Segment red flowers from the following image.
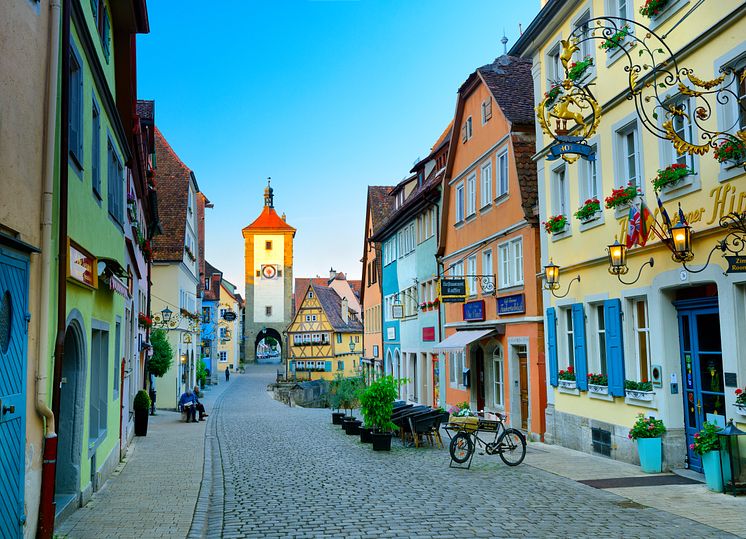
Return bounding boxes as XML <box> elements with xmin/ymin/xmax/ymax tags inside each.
<box><xmin>639</xmin><ymin>0</ymin><xmax>668</xmax><ymax>18</ymax></box>
<box><xmin>652</xmin><ymin>164</ymin><xmax>694</xmax><ymax>192</ymax></box>
<box><xmin>714</xmin><ymin>139</ymin><xmax>746</xmax><ymax>164</ymax></box>
<box><xmin>138</xmin><ymin>312</ymin><xmax>152</xmax><ymax>329</ymax></box>
<box><xmin>574</xmin><ymin>198</ymin><xmax>601</xmax><ymax>221</ymax></box>
<box><xmin>543</xmin><ymin>214</ymin><xmax>568</xmax><ymax>234</ymax></box>
<box><xmin>605</xmin><ymin>182</ymin><xmax>639</xmax><ymax>209</ymax></box>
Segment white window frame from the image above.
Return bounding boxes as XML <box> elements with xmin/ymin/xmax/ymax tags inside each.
<box><xmin>580</xmin><ymin>144</ymin><xmax>600</xmax><ymax>203</ymax></box>
<box><xmin>628</xmin><ymin>297</ymin><xmax>651</xmax><ymax>383</ymax></box>
<box><xmin>590</xmin><ymin>303</ymin><xmax>607</xmax><ymax>377</ymax></box>
<box><xmin>449</xmin><ymin>350</ymin><xmax>465</xmax><ymax>388</ymax></box>
<box><xmin>572</xmin><ymin>9</ymin><xmax>596</xmax><ymax>79</ymax></box>
<box><xmin>615</xmin><ymin>120</ymin><xmax>643</xmax><ymax>191</ymax></box>
<box><xmin>493</xmin><ymin>344</ymin><xmax>504</xmax><ymax>407</ymax></box>
<box><xmin>467</xmin><ymin>255</ymin><xmax>477</xmax><ymax>297</ymax></box>
<box><xmin>561</xmin><ymin>307</ymin><xmax>575</xmax><ymax>371</ymax></box>
<box><xmin>496</xmin><ymin>150</ymin><xmax>509</xmax><ymax>198</ymax></box>
<box><xmin>480</xmin><ymin>160</ymin><xmax>492</xmax><ymax>208</ymax></box>
<box><xmin>466</xmin><ymin>173</ymin><xmax>476</xmax><ymax>217</ymax></box>
<box><xmin>546</xmin><ymin>42</ymin><xmax>562</xmax><ymax>90</ymax></box>
<box><xmin>482</xmin><ymin>249</ymin><xmax>493</xmax><ymax>283</ymax></box>
<box><xmin>462</xmin><ymin>116</ymin><xmax>473</xmax><ymax>142</ymax></box>
<box><xmin>455</xmin><ymin>182</ymin><xmax>465</xmax><ymax>223</ymax></box>
<box><xmin>497</xmin><ymin>237</ymin><xmax>524</xmax><ymax>289</ymax></box>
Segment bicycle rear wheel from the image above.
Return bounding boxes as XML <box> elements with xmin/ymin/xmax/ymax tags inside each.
<box><xmin>497</xmin><ymin>428</ymin><xmax>526</xmax><ymax>466</ymax></box>
<box><xmin>449</xmin><ymin>432</ymin><xmax>474</xmax><ymax>464</ymax></box>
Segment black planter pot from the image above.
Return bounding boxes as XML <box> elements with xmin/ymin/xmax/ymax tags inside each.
<box><xmin>360</xmin><ymin>427</ymin><xmax>373</xmax><ymax>443</ymax></box>
<box><xmin>346</xmin><ymin>420</ymin><xmax>362</xmax><ymax>436</ymax></box>
<box><xmin>332</xmin><ymin>412</ymin><xmax>345</xmax><ymax>425</ymax></box>
<box><xmin>371</xmin><ymin>431</ymin><xmax>393</xmax><ymax>451</ymax></box>
<box><xmin>134</xmin><ymin>408</ymin><xmax>149</xmax><ymax>436</ymax></box>
<box><xmin>342</xmin><ymin>417</ymin><xmax>356</xmax><ymax>433</ymax></box>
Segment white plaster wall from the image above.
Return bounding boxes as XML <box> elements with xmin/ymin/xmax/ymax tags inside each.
<box><xmin>253</xmin><ymin>234</ymin><xmax>284</xmax><ymax>323</ymax></box>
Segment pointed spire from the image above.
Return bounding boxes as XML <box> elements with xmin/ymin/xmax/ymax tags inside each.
<box><xmin>264</xmin><ymin>177</ymin><xmax>274</xmax><ymax>208</ymax></box>
<box><xmin>501</xmin><ymin>32</ymin><xmax>509</xmax><ymax>56</ymax></box>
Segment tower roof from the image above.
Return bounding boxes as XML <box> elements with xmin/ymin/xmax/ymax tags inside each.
<box><xmin>242</xmin><ymin>180</ymin><xmax>296</xmax><ymax>235</ymax></box>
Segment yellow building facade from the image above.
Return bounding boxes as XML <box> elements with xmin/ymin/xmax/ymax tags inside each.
<box><xmin>512</xmin><ymin>0</ymin><xmax>746</xmax><ymax>471</ymax></box>
<box><xmin>288</xmin><ymin>283</ymin><xmax>363</xmax><ymax>380</ymax></box>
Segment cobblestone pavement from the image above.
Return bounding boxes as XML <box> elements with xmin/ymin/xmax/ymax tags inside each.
<box><xmin>213</xmin><ymin>366</ymin><xmax>736</xmax><ymax>539</ymax></box>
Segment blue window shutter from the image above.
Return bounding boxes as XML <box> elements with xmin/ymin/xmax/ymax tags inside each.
<box><xmin>604</xmin><ymin>299</ymin><xmax>626</xmax><ymax>397</ymax></box>
<box><xmin>572</xmin><ymin>303</ymin><xmax>588</xmax><ymax>390</ymax></box>
<box><xmin>546</xmin><ymin>308</ymin><xmax>558</xmax><ymax>386</ymax></box>
<box><xmin>325</xmin><ymin>361</ymin><xmax>332</xmax><ymax>372</ymax></box>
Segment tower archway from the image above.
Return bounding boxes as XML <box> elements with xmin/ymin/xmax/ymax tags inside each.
<box><xmin>255</xmin><ymin>327</ymin><xmax>283</xmax><ymax>364</ymax></box>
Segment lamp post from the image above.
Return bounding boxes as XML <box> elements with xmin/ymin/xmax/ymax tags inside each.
<box><xmin>718</xmin><ymin>420</ymin><xmax>746</xmax><ymax>496</ymax></box>
<box><xmin>543</xmin><ymin>259</ymin><xmax>580</xmax><ymax>298</ymax></box>
<box><xmin>606</xmin><ymin>240</ymin><xmax>655</xmax><ymax>285</ymax></box>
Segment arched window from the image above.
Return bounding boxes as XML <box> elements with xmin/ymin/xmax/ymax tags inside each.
<box><xmin>493</xmin><ymin>344</ymin><xmax>504</xmax><ymax>407</ymax></box>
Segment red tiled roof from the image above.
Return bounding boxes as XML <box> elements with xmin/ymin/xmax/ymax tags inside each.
<box><xmin>243</xmin><ymin>205</ymin><xmax>296</xmax><ymax>233</ymax></box>
<box><xmin>367</xmin><ymin>186</ymin><xmax>396</xmax><ymax>232</ymax></box>
<box><xmin>477</xmin><ymin>56</ymin><xmax>535</xmax><ymax>126</ymax></box>
<box><xmin>294</xmin><ymin>277</ymin><xmax>327</xmax><ymax>312</ymax></box>
<box><xmin>150</xmin><ymin>127</ymin><xmax>191</xmax><ymax>262</ymax></box>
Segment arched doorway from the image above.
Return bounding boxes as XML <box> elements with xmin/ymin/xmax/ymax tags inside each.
<box><xmin>394</xmin><ymin>349</ymin><xmax>401</xmax><ymax>398</ymax></box>
<box><xmin>385</xmin><ymin>349</ymin><xmax>392</xmax><ymax>376</ymax></box>
<box><xmin>55</xmin><ymin>320</ymin><xmax>86</xmax><ymax>509</ymax></box>
<box><xmin>255</xmin><ymin>327</ymin><xmax>282</xmax><ymax>364</ymax></box>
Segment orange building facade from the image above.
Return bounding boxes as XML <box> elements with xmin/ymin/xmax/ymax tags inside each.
<box><xmin>436</xmin><ymin>56</ymin><xmax>546</xmax><ymax>440</ymax></box>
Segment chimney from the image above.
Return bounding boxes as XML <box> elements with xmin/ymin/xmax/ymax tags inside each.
<box><xmin>329</xmin><ymin>267</ymin><xmax>337</xmax><ymax>280</ymax></box>
<box><xmin>341</xmin><ymin>297</ymin><xmax>348</xmax><ymax>324</ymax></box>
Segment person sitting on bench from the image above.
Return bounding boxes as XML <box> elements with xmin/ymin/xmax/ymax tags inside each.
<box><xmin>179</xmin><ymin>389</ymin><xmax>197</xmax><ymax>423</ymax></box>
<box><xmin>193</xmin><ymin>385</ymin><xmax>208</xmax><ymax>421</ymax></box>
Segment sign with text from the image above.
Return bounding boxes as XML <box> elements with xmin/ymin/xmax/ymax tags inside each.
<box><xmin>67</xmin><ymin>239</ymin><xmax>97</xmax><ymax>289</ymax></box>
<box><xmin>223</xmin><ymin>311</ymin><xmax>237</xmax><ymax>322</ymax></box>
<box><xmin>422</xmin><ymin>327</ymin><xmax>435</xmax><ymax>342</ymax></box>
<box><xmin>386</xmin><ymin>326</ymin><xmax>396</xmax><ymax>341</ymax></box>
<box><xmin>440</xmin><ymin>278</ymin><xmax>466</xmax><ymax>303</ymax></box>
<box><xmin>462</xmin><ymin>300</ymin><xmax>485</xmax><ymax>322</ymax></box>
<box><xmin>725</xmin><ymin>256</ymin><xmax>746</xmax><ymax>274</ymax></box>
<box><xmin>497</xmin><ymin>293</ymin><xmax>525</xmax><ymax>315</ymax></box>
<box><xmin>392</xmin><ymin>304</ymin><xmax>404</xmax><ymax>319</ymax></box>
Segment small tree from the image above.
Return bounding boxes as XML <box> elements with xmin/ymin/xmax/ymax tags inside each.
<box><xmin>359</xmin><ymin>376</ymin><xmax>399</xmax><ymax>433</ymax></box>
<box><xmin>196</xmin><ymin>358</ymin><xmax>207</xmax><ymax>386</ymax></box>
<box><xmin>149</xmin><ymin>328</ymin><xmax>173</xmax><ymax>378</ymax></box>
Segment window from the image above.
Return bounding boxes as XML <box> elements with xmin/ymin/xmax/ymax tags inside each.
<box><xmin>496</xmin><ymin>151</ymin><xmax>509</xmax><ymax>198</ymax></box>
<box><xmin>336</xmin><ymin>334</ymin><xmax>342</xmax><ymax>344</ymax></box>
<box><xmin>312</xmin><ymin>315</ymin><xmax>317</xmax><ymax>322</ymax></box>
<box><xmin>498</xmin><ymin>237</ymin><xmax>523</xmax><ymax>288</ymax></box>
<box><xmin>482</xmin><ymin>249</ymin><xmax>493</xmax><ymax>281</ymax></box>
<box><xmin>293</xmin><ymin>334</ymin><xmax>301</xmax><ymax>345</ymax></box>
<box><xmin>564</xmin><ymin>308</ymin><xmax>575</xmax><ymax>370</ymax></box>
<box><xmin>467</xmin><ymin>256</ymin><xmax>477</xmax><ymax>296</ymax></box>
<box><xmin>305</xmin><ymin>315</ymin><xmax>310</xmax><ymax>322</ymax></box>
<box><xmin>113</xmin><ymin>321</ymin><xmax>120</xmax><ymax>398</ymax></box>
<box><xmin>581</xmin><ymin>145</ymin><xmax>600</xmax><ymax>202</ymax></box>
<box><xmin>107</xmin><ymin>142</ymin><xmax>124</xmax><ymax>224</ymax></box>
<box><xmin>554</xmin><ymin>167</ymin><xmax>568</xmax><ymax>218</ymax></box>
<box><xmin>737</xmin><ymin>64</ymin><xmax>746</xmax><ymax>132</ymax></box>
<box><xmin>547</xmin><ymin>43</ymin><xmax>562</xmax><ymax>88</ymax></box>
<box><xmin>574</xmin><ymin>11</ymin><xmax>594</xmax><ymax>67</ymax></box>
<box><xmin>617</xmin><ymin>123</ymin><xmax>641</xmax><ymax>189</ymax></box>
<box><xmin>95</xmin><ymin>0</ymin><xmax>111</xmax><ymax>62</ymax></box>
<box><xmin>69</xmin><ymin>47</ymin><xmax>83</xmax><ymax>167</ymax></box>
<box><xmin>89</xmin><ymin>328</ymin><xmax>109</xmax><ymax>443</ymax></box>
<box><xmin>667</xmin><ymin>97</ymin><xmax>696</xmax><ymax>170</ymax></box>
<box><xmin>219</xmin><ymin>308</ymin><xmax>227</xmax><ymax>319</ymax></box>
<box><xmin>480</xmin><ymin>161</ymin><xmax>492</xmax><ymax>207</ymax></box>
<box><xmin>312</xmin><ymin>333</ymin><xmax>321</xmax><ymax>343</ymax></box>
<box><xmin>481</xmin><ymin>97</ymin><xmax>492</xmax><ymax>124</ymax></box>
<box><xmin>611</xmin><ymin>0</ymin><xmax>629</xmax><ymax>19</ymax></box>
<box><xmin>265</xmin><ymin>306</ymin><xmax>272</xmax><ymax>317</ymax></box>
<box><xmin>462</xmin><ymin>116</ymin><xmax>473</xmax><ymax>142</ymax></box>
<box><xmin>92</xmin><ymin>99</ymin><xmax>101</xmax><ymax>197</ymax></box>
<box><xmin>337</xmin><ymin>360</ymin><xmax>344</xmax><ymax>371</ymax></box>
<box><xmin>466</xmin><ymin>173</ymin><xmax>476</xmax><ymax>217</ymax></box>
<box><xmin>265</xmin><ymin>240</ymin><xmax>272</xmax><ymax>250</ymax></box>
<box><xmin>219</xmin><ymin>351</ymin><xmax>227</xmax><ymax>362</ymax></box>
<box><xmin>309</xmin><ymin>291</ymin><xmax>314</xmax><ymax>298</ymax></box>
<box><xmin>449</xmin><ymin>351</ymin><xmax>465</xmax><ymax>388</ymax></box>
<box><xmin>451</xmin><ymin>260</ymin><xmax>464</xmax><ymax>278</ymax></box>
<box><xmin>594</xmin><ymin>304</ymin><xmax>607</xmax><ymax>376</ymax></box>
<box><xmin>202</xmin><ymin>307</ymin><xmax>210</xmax><ymax>323</ymax></box>
<box><xmin>630</xmin><ymin>298</ymin><xmax>651</xmax><ymax>381</ymax></box>
<box><xmin>455</xmin><ymin>182</ymin><xmax>465</xmax><ymax>223</ymax></box>
<box><xmin>220</xmin><ymin>327</ymin><xmax>228</xmax><ymax>339</ymax></box>
<box><xmin>493</xmin><ymin>345</ymin><xmax>504</xmax><ymax>407</ymax></box>
<box><xmin>303</xmin><ymin>333</ymin><xmax>311</xmax><ymax>343</ymax></box>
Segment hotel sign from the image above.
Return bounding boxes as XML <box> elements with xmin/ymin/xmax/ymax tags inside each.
<box><xmin>67</xmin><ymin>239</ymin><xmax>97</xmax><ymax>289</ymax></box>
<box><xmin>462</xmin><ymin>300</ymin><xmax>485</xmax><ymax>322</ymax></box>
<box><xmin>725</xmin><ymin>256</ymin><xmax>746</xmax><ymax>274</ymax></box>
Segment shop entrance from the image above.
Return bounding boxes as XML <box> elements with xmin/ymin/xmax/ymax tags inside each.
<box><xmin>475</xmin><ymin>347</ymin><xmax>485</xmax><ymax>411</ymax></box>
<box><xmin>518</xmin><ymin>347</ymin><xmax>529</xmax><ymax>431</ymax></box>
<box><xmin>675</xmin><ymin>295</ymin><xmax>723</xmax><ymax>473</ymax></box>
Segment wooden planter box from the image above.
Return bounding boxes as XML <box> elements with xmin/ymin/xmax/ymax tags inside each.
<box><xmin>448</xmin><ymin>415</ymin><xmax>479</xmax><ymax>433</ymax></box>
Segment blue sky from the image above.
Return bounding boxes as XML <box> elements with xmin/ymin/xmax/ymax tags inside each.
<box><xmin>137</xmin><ymin>0</ymin><xmax>541</xmax><ymax>289</ymax></box>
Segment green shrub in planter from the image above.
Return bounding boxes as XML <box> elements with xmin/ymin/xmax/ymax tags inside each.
<box><xmin>134</xmin><ymin>389</ymin><xmax>151</xmax><ymax>411</ymax></box>
<box><xmin>134</xmin><ymin>390</ymin><xmax>151</xmax><ymax>437</ymax></box>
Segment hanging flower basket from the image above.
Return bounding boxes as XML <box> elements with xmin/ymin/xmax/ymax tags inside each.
<box><xmin>605</xmin><ymin>182</ymin><xmax>639</xmax><ymax>209</ymax></box>
<box><xmin>543</xmin><ymin>214</ymin><xmax>567</xmax><ymax>235</ymax></box>
<box><xmin>652</xmin><ymin>164</ymin><xmax>694</xmax><ymax>192</ymax></box>
<box><xmin>138</xmin><ymin>312</ymin><xmax>152</xmax><ymax>329</ymax></box>
<box><xmin>714</xmin><ymin>139</ymin><xmax>746</xmax><ymax>165</ymax></box>
<box><xmin>567</xmin><ymin>56</ymin><xmax>593</xmax><ymax>81</ymax></box>
<box><xmin>574</xmin><ymin>199</ymin><xmax>601</xmax><ymax>222</ymax></box>
<box><xmin>601</xmin><ymin>25</ymin><xmax>630</xmax><ymax>51</ymax></box>
<box><xmin>639</xmin><ymin>0</ymin><xmax>669</xmax><ymax>18</ymax></box>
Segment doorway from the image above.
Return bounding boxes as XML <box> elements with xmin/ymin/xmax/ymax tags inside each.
<box><xmin>475</xmin><ymin>346</ymin><xmax>485</xmax><ymax>412</ymax></box>
<box><xmin>518</xmin><ymin>346</ymin><xmax>529</xmax><ymax>431</ymax></box>
<box><xmin>675</xmin><ymin>297</ymin><xmax>723</xmax><ymax>473</ymax></box>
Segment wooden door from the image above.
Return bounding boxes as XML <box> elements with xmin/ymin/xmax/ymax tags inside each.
<box><xmin>519</xmin><ymin>351</ymin><xmax>529</xmax><ymax>430</ymax></box>
<box><xmin>476</xmin><ymin>347</ymin><xmax>485</xmax><ymax>412</ymax></box>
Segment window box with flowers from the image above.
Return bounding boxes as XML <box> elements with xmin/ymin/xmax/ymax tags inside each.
<box><xmin>652</xmin><ymin>163</ymin><xmax>694</xmax><ymax>193</ymax></box>
<box><xmin>419</xmin><ymin>302</ymin><xmax>428</xmax><ymax>312</ymax></box>
<box><xmin>138</xmin><ymin>312</ymin><xmax>152</xmax><ymax>329</ymax></box>
<box><xmin>605</xmin><ymin>182</ymin><xmax>638</xmax><ymax>211</ymax></box>
<box><xmin>714</xmin><ymin>139</ymin><xmax>746</xmax><ymax>167</ymax></box>
<box><xmin>587</xmin><ymin>373</ymin><xmax>609</xmax><ymax>395</ymax></box>
<box><xmin>639</xmin><ymin>0</ymin><xmax>668</xmax><ymax>18</ymax></box>
<box><xmin>184</xmin><ymin>245</ymin><xmax>196</xmax><ymax>262</ymax></box>
<box><xmin>625</xmin><ymin>380</ymin><xmax>655</xmax><ymax>401</ymax></box>
<box><xmin>567</xmin><ymin>56</ymin><xmax>593</xmax><ymax>82</ymax></box>
<box><xmin>734</xmin><ymin>387</ymin><xmax>746</xmax><ymax>416</ymax></box>
<box><xmin>558</xmin><ymin>366</ymin><xmax>577</xmax><ymax>393</ymax></box>
<box><xmin>574</xmin><ymin>198</ymin><xmax>601</xmax><ymax>224</ymax></box>
<box><xmin>543</xmin><ymin>214</ymin><xmax>568</xmax><ymax>236</ymax></box>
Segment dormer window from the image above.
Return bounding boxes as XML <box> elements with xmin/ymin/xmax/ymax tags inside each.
<box><xmin>462</xmin><ymin>116</ymin><xmax>473</xmax><ymax>142</ymax></box>
<box><xmin>481</xmin><ymin>98</ymin><xmax>492</xmax><ymax>124</ymax></box>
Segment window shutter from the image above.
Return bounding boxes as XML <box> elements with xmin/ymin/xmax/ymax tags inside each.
<box><xmin>572</xmin><ymin>303</ymin><xmax>588</xmax><ymax>390</ymax></box>
<box><xmin>604</xmin><ymin>298</ymin><xmax>625</xmax><ymax>397</ymax></box>
<box><xmin>102</xmin><ymin>10</ymin><xmax>111</xmax><ymax>61</ymax></box>
<box><xmin>546</xmin><ymin>307</ymin><xmax>558</xmax><ymax>386</ymax></box>
<box><xmin>325</xmin><ymin>361</ymin><xmax>332</xmax><ymax>372</ymax></box>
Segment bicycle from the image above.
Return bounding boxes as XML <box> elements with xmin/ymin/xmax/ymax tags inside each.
<box><xmin>445</xmin><ymin>413</ymin><xmax>526</xmax><ymax>469</ymax></box>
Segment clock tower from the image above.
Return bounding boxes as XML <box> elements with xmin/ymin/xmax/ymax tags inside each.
<box><xmin>242</xmin><ymin>180</ymin><xmax>296</xmax><ymax>364</ymax></box>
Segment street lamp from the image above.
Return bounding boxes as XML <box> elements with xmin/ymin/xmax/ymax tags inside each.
<box><xmin>606</xmin><ymin>240</ymin><xmax>655</xmax><ymax>285</ymax></box>
<box><xmin>670</xmin><ymin>221</ymin><xmax>693</xmax><ymax>262</ymax></box>
<box><xmin>161</xmin><ymin>307</ymin><xmax>173</xmax><ymax>323</ymax></box>
<box><xmin>543</xmin><ymin>259</ymin><xmax>580</xmax><ymax>298</ymax></box>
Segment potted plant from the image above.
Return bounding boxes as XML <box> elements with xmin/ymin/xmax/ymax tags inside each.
<box><xmin>138</xmin><ymin>312</ymin><xmax>152</xmax><ymax>329</ymax></box>
<box><xmin>600</xmin><ymin>25</ymin><xmax>630</xmax><ymax>51</ymax></box>
<box><xmin>605</xmin><ymin>182</ymin><xmax>638</xmax><ymax>210</ymax></box>
<box><xmin>628</xmin><ymin>413</ymin><xmax>666</xmax><ymax>473</ymax></box>
<box><xmin>419</xmin><ymin>302</ymin><xmax>427</xmax><ymax>311</ymax></box>
<box><xmin>574</xmin><ymin>198</ymin><xmax>601</xmax><ymax>223</ymax></box>
<box><xmin>639</xmin><ymin>0</ymin><xmax>668</xmax><ymax>17</ymax></box>
<box><xmin>133</xmin><ymin>390</ymin><xmax>151</xmax><ymax>436</ymax></box>
<box><xmin>567</xmin><ymin>56</ymin><xmax>594</xmax><ymax>81</ymax></box>
<box><xmin>714</xmin><ymin>138</ymin><xmax>746</xmax><ymax>165</ymax></box>
<box><xmin>734</xmin><ymin>387</ymin><xmax>746</xmax><ymax>416</ymax></box>
<box><xmin>339</xmin><ymin>376</ymin><xmax>363</xmax><ymax>434</ymax></box>
<box><xmin>447</xmin><ymin>401</ymin><xmax>479</xmax><ymax>433</ymax></box>
<box><xmin>544</xmin><ymin>84</ymin><xmax>562</xmax><ymax>107</ymax></box>
<box><xmin>691</xmin><ymin>422</ymin><xmax>725</xmax><ymax>492</ymax></box>
<box><xmin>558</xmin><ymin>366</ymin><xmax>577</xmax><ymax>390</ymax></box>
<box><xmin>625</xmin><ymin>380</ymin><xmax>654</xmax><ymax>401</ymax></box>
<box><xmin>587</xmin><ymin>373</ymin><xmax>609</xmax><ymax>395</ymax></box>
<box><xmin>328</xmin><ymin>376</ymin><xmax>346</xmax><ymax>425</ymax></box>
<box><xmin>543</xmin><ymin>214</ymin><xmax>567</xmax><ymax>235</ymax></box>
<box><xmin>652</xmin><ymin>163</ymin><xmax>694</xmax><ymax>192</ymax></box>
<box><xmin>359</xmin><ymin>376</ymin><xmax>399</xmax><ymax>451</ymax></box>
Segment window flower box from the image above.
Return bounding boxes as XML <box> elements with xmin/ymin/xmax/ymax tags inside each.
<box><xmin>639</xmin><ymin>0</ymin><xmax>668</xmax><ymax>18</ymax></box>
<box><xmin>601</xmin><ymin>25</ymin><xmax>630</xmax><ymax>51</ymax></box>
<box><xmin>605</xmin><ymin>182</ymin><xmax>639</xmax><ymax>210</ymax></box>
<box><xmin>626</xmin><ymin>389</ymin><xmax>655</xmax><ymax>401</ymax></box>
<box><xmin>574</xmin><ymin>199</ymin><xmax>601</xmax><ymax>223</ymax></box>
<box><xmin>734</xmin><ymin>403</ymin><xmax>746</xmax><ymax>417</ymax></box>
<box><xmin>558</xmin><ymin>380</ymin><xmax>577</xmax><ymax>390</ymax></box>
<box><xmin>588</xmin><ymin>384</ymin><xmax>609</xmax><ymax>395</ymax></box>
<box><xmin>714</xmin><ymin>139</ymin><xmax>746</xmax><ymax>166</ymax></box>
<box><xmin>652</xmin><ymin>163</ymin><xmax>694</xmax><ymax>192</ymax></box>
<box><xmin>543</xmin><ymin>214</ymin><xmax>568</xmax><ymax>235</ymax></box>
<box><xmin>567</xmin><ymin>56</ymin><xmax>593</xmax><ymax>82</ymax></box>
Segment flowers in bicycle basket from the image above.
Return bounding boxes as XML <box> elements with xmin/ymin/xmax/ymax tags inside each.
<box><xmin>448</xmin><ymin>401</ymin><xmax>475</xmax><ymax>417</ymax></box>
<box><xmin>558</xmin><ymin>366</ymin><xmax>576</xmax><ymax>381</ymax></box>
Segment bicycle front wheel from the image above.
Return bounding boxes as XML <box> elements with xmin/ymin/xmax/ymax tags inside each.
<box><xmin>449</xmin><ymin>432</ymin><xmax>474</xmax><ymax>464</ymax></box>
<box><xmin>497</xmin><ymin>428</ymin><xmax>526</xmax><ymax>466</ymax></box>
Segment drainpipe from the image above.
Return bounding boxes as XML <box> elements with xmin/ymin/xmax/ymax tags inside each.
<box><xmin>37</xmin><ymin>0</ymin><xmax>70</xmax><ymax>536</ymax></box>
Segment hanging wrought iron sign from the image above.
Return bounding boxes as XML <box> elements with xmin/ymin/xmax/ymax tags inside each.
<box><xmin>536</xmin><ymin>15</ymin><xmax>746</xmax><ymax>169</ymax></box>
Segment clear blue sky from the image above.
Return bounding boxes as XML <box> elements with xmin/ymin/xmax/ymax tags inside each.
<box><xmin>137</xmin><ymin>0</ymin><xmax>541</xmax><ymax>290</ymax></box>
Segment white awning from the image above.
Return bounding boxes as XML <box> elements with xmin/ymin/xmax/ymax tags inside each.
<box><xmin>433</xmin><ymin>329</ymin><xmax>494</xmax><ymax>352</ymax></box>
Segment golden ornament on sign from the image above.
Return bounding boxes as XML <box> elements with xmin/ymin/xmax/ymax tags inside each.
<box><xmin>686</xmin><ymin>71</ymin><xmax>727</xmax><ymax>90</ymax></box>
<box><xmin>662</xmin><ymin>120</ymin><xmax>709</xmax><ymax>156</ymax></box>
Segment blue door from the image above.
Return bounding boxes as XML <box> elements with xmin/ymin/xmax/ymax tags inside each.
<box><xmin>675</xmin><ymin>298</ymin><xmax>723</xmax><ymax>473</ymax></box>
<box><xmin>0</xmin><ymin>248</ymin><xmax>30</xmax><ymax>538</ymax></box>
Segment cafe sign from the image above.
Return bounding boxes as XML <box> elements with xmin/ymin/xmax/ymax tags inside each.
<box><xmin>462</xmin><ymin>300</ymin><xmax>485</xmax><ymax>322</ymax></box>
<box><xmin>497</xmin><ymin>293</ymin><xmax>525</xmax><ymax>315</ymax></box>
<box><xmin>67</xmin><ymin>239</ymin><xmax>97</xmax><ymax>289</ymax></box>
<box><xmin>440</xmin><ymin>278</ymin><xmax>466</xmax><ymax>303</ymax></box>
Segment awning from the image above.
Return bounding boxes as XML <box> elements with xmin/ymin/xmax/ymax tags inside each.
<box><xmin>433</xmin><ymin>329</ymin><xmax>494</xmax><ymax>352</ymax></box>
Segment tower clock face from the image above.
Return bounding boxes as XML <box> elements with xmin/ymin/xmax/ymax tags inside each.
<box><xmin>261</xmin><ymin>264</ymin><xmax>278</xmax><ymax>279</ymax></box>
